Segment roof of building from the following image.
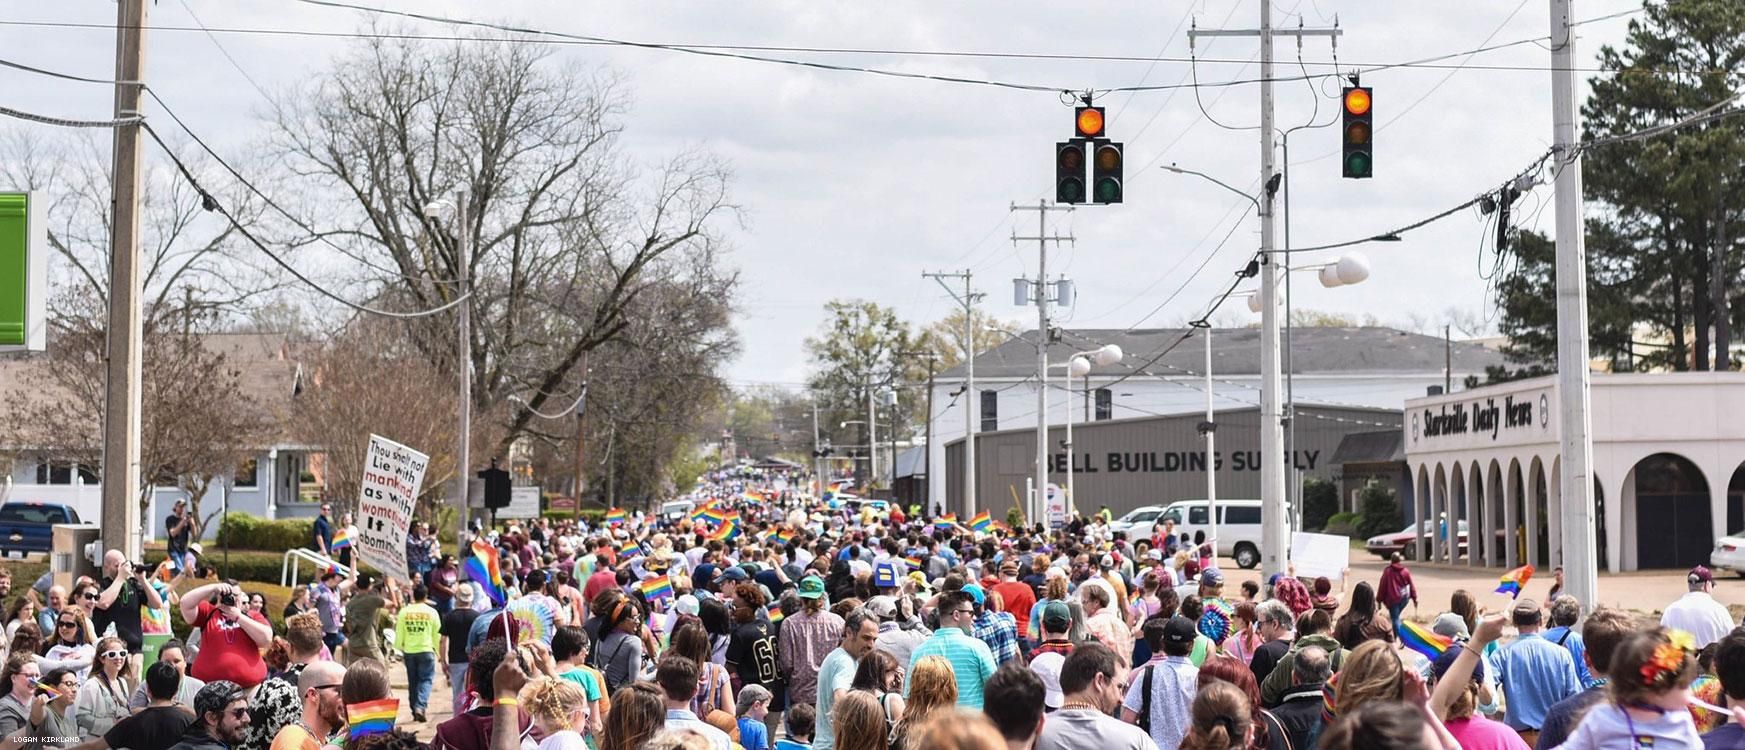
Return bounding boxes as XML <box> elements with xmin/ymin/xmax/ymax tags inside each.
<box><xmin>1331</xmin><ymin>430</ymin><xmax>1407</xmax><ymax>465</ymax></box>
<box><xmin>938</xmin><ymin>326</ymin><xmax>1506</xmax><ymax>380</ymax></box>
<box><xmin>893</xmin><ymin>446</ymin><xmax>926</xmax><ymax>479</ymax></box>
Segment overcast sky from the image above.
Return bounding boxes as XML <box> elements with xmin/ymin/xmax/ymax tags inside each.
<box><xmin>4</xmin><ymin>0</ymin><xmax>1648</xmax><ymax>391</ymax></box>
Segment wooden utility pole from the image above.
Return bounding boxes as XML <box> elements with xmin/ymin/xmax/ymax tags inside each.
<box><xmin>101</xmin><ymin>0</ymin><xmax>147</xmax><ymax>560</ymax></box>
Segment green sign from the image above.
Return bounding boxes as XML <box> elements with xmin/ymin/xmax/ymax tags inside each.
<box><xmin>0</xmin><ymin>192</ymin><xmax>45</xmax><ymax>351</ymax></box>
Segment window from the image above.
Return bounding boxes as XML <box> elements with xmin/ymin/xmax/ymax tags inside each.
<box><xmin>234</xmin><ymin>458</ymin><xmax>259</xmax><ymax>488</ymax></box>
<box><xmin>1222</xmin><ymin>506</ymin><xmax>1262</xmax><ymax>525</ymax></box>
<box><xmin>1095</xmin><ymin>388</ymin><xmax>1113</xmax><ymax>420</ymax></box>
<box><xmin>980</xmin><ymin>390</ymin><xmax>998</xmax><ymax>433</ymax></box>
<box><xmin>34</xmin><ymin>462</ymin><xmax>80</xmax><ymax>485</ymax></box>
<box><xmin>1160</xmin><ymin>507</ymin><xmax>1183</xmax><ymax>525</ymax></box>
<box><xmin>1188</xmin><ymin>506</ymin><xmax>1209</xmax><ymax>525</ymax></box>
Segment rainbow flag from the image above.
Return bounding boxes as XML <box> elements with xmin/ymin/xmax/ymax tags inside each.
<box><xmin>708</xmin><ymin>514</ymin><xmax>742</xmax><ymax>542</ymax></box>
<box><xmin>769</xmin><ymin>527</ymin><xmax>796</xmax><ymax>545</ymax></box>
<box><xmin>690</xmin><ymin>500</ymin><xmax>719</xmax><ymax>523</ymax></box>
<box><xmin>904</xmin><ymin>555</ymin><xmax>924</xmax><ymax>569</ymax></box>
<box><xmin>1400</xmin><ymin>620</ymin><xmax>1455</xmax><ymax>659</ymax></box>
<box><xmin>330</xmin><ymin>527</ymin><xmax>352</xmax><ymax>550</ymax></box>
<box><xmin>935</xmin><ymin>513</ymin><xmax>958</xmax><ymax>530</ymax></box>
<box><xmin>1496</xmin><ymin>564</ymin><xmax>1534</xmax><ymax>599</ymax></box>
<box><xmin>605</xmin><ymin>508</ymin><xmax>627</xmax><ymax>525</ymax></box>
<box><xmin>35</xmin><ymin>681</ymin><xmax>61</xmax><ymax>700</ymax></box>
<box><xmin>743</xmin><ymin>489</ymin><xmax>768</xmax><ymax>503</ymax></box>
<box><xmin>703</xmin><ymin>504</ymin><xmax>732</xmax><ymax>524</ymax></box>
<box><xmin>639</xmin><ymin>574</ymin><xmax>674</xmax><ymax>601</ymax></box>
<box><xmin>968</xmin><ymin>510</ymin><xmax>993</xmax><ymax>533</ymax></box>
<box><xmin>619</xmin><ymin>539</ymin><xmax>642</xmax><ymax>559</ymax></box>
<box><xmin>766</xmin><ymin>602</ymin><xmax>785</xmax><ymax>624</ymax></box>
<box><xmin>346</xmin><ymin>698</ymin><xmax>398</xmax><ymax>740</ymax></box>
<box><xmin>465</xmin><ymin>539</ymin><xmax>508</xmax><ymax>606</ymax></box>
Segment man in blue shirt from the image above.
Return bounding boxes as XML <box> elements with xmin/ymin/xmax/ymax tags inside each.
<box><xmin>1542</xmin><ymin>595</ymin><xmax>1594</xmax><ymax>687</ymax></box>
<box><xmin>907</xmin><ymin>590</ymin><xmax>997</xmax><ymax>709</ymax></box>
<box><xmin>312</xmin><ymin>503</ymin><xmax>334</xmax><ymax>555</ymax></box>
<box><xmin>1488</xmin><ymin>598</ymin><xmax>1581</xmax><ymax>744</ymax></box>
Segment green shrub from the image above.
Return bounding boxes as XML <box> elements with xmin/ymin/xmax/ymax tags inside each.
<box><xmin>1324</xmin><ymin>511</ymin><xmax>1362</xmax><ymax>538</ymax></box>
<box><xmin>1303</xmin><ymin>478</ymin><xmax>1338</xmax><ymax>532</ymax></box>
<box><xmin>216</xmin><ymin>512</ymin><xmax>312</xmax><ymax>552</ymax></box>
<box><xmin>1357</xmin><ymin>481</ymin><xmax>1401</xmax><ymax>538</ymax></box>
<box><xmin>1006</xmin><ymin>506</ymin><xmax>1026</xmax><ymax>529</ymax></box>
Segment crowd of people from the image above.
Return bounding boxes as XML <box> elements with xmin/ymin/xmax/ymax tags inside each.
<box><xmin>3</xmin><ymin>477</ymin><xmax>1745</xmax><ymax>750</ymax></box>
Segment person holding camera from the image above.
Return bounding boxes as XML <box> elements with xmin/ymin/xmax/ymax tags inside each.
<box><xmin>179</xmin><ymin>582</ymin><xmax>272</xmax><ymax>688</ymax></box>
<box><xmin>93</xmin><ymin>550</ymin><xmax>164</xmax><ymax>656</ymax></box>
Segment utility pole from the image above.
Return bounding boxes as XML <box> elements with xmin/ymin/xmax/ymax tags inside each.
<box><xmin>571</xmin><ymin>354</ymin><xmax>589</xmax><ymax>518</ymax></box>
<box><xmin>1011</xmin><ymin>201</ymin><xmax>1074</xmax><ymax>526</ymax></box>
<box><xmin>455</xmin><ymin>191</ymin><xmax>473</xmax><ymax>538</ymax></box>
<box><xmin>1189</xmin><ymin>3</ymin><xmax>1339</xmax><ymax>578</ymax></box>
<box><xmin>101</xmin><ymin>0</ymin><xmax>147</xmax><ymax>560</ymax></box>
<box><xmin>1550</xmin><ymin>0</ymin><xmax>1598</xmax><ymax>602</ymax></box>
<box><xmin>923</xmin><ymin>270</ymin><xmax>983</xmax><ymax>516</ymax></box>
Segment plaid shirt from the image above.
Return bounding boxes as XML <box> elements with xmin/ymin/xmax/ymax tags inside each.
<box><xmin>972</xmin><ymin>610</ymin><xmax>1022</xmax><ymax>666</ymax></box>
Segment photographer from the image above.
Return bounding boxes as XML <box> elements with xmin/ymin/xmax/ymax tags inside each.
<box><xmin>93</xmin><ymin>550</ymin><xmax>163</xmax><ymax>655</ymax></box>
<box><xmin>178</xmin><ymin>582</ymin><xmax>271</xmax><ymax>688</ymax></box>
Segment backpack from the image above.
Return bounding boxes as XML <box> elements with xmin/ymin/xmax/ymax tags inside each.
<box><xmin>1137</xmin><ymin>663</ymin><xmax>1157</xmax><ymax>732</ymax></box>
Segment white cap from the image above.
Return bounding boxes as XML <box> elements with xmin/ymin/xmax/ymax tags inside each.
<box><xmin>1031</xmin><ymin>653</ymin><xmax>1065</xmax><ymax>709</ymax></box>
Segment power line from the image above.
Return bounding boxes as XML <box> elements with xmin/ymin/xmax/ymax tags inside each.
<box><xmin>0</xmin><ymin>105</ymin><xmax>142</xmax><ymax>129</ymax></box>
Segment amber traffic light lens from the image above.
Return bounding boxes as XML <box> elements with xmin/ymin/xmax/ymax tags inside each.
<box><xmin>1344</xmin><ymin>88</ymin><xmax>1372</xmax><ymax>116</ymax></box>
<box><xmin>1095</xmin><ymin>144</ymin><xmax>1121</xmax><ymax>171</ymax></box>
<box><xmin>1059</xmin><ymin>146</ymin><xmax>1083</xmax><ymax>170</ymax></box>
<box><xmin>1345</xmin><ymin>121</ymin><xmax>1371</xmax><ymax>146</ymax></box>
<box><xmin>1076</xmin><ymin>108</ymin><xmax>1105</xmax><ymax>138</ymax></box>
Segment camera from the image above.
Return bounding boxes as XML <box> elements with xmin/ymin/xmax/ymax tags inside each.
<box><xmin>131</xmin><ymin>563</ymin><xmax>155</xmax><ymax>575</ymax></box>
<box><xmin>219</xmin><ymin>592</ymin><xmax>237</xmax><ymax>607</ymax></box>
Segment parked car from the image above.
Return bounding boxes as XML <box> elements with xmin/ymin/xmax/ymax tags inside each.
<box><xmin>1365</xmin><ymin>519</ymin><xmax>1471</xmax><ymax>560</ymax></box>
<box><xmin>1157</xmin><ymin>499</ymin><xmax>1265</xmax><ymax>570</ymax></box>
<box><xmin>1710</xmin><ymin>531</ymin><xmax>1745</xmax><ymax>576</ymax></box>
<box><xmin>1108</xmin><ymin>505</ymin><xmax>1167</xmax><ymax>537</ymax></box>
<box><xmin>659</xmin><ymin>499</ymin><xmax>695</xmax><ymax>523</ymax></box>
<box><xmin>0</xmin><ymin>501</ymin><xmax>81</xmax><ymax>559</ymax></box>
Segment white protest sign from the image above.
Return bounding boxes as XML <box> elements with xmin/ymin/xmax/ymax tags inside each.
<box><xmin>356</xmin><ymin>434</ymin><xmax>430</xmax><ymax>583</ymax></box>
<box><xmin>1290</xmin><ymin>531</ymin><xmax>1350</xmax><ymax>582</ymax></box>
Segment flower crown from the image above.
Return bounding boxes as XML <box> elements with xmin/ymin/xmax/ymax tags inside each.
<box><xmin>1639</xmin><ymin>629</ymin><xmax>1696</xmax><ymax>687</ymax></box>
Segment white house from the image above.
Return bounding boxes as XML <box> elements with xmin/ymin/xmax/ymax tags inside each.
<box><xmin>0</xmin><ymin>333</ymin><xmax>325</xmax><ymax>541</ymax></box>
<box><xmin>926</xmin><ymin>326</ymin><xmax>1506</xmax><ymax>512</ymax></box>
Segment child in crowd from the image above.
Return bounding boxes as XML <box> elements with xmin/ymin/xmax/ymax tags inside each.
<box><xmin>773</xmin><ymin>702</ymin><xmax>814</xmax><ymax>750</ymax></box>
<box><xmin>1551</xmin><ymin>628</ymin><xmax>1708</xmax><ymax>750</ymax></box>
<box><xmin>736</xmin><ymin>684</ymin><xmax>773</xmax><ymax>750</ymax></box>
<box><xmin>522</xmin><ymin>676</ymin><xmax>589</xmax><ymax>750</ymax></box>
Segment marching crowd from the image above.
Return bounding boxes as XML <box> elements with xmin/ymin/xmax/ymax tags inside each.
<box><xmin>4</xmin><ymin>478</ymin><xmax>1745</xmax><ymax>750</ymax></box>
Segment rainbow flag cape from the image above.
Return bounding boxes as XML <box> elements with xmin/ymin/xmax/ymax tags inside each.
<box><xmin>346</xmin><ymin>698</ymin><xmax>398</xmax><ymax>740</ymax></box>
<box><xmin>1496</xmin><ymin>564</ymin><xmax>1534</xmax><ymax>599</ymax></box>
<box><xmin>639</xmin><ymin>574</ymin><xmax>674</xmax><ymax>601</ymax></box>
<box><xmin>605</xmin><ymin>508</ymin><xmax>627</xmax><ymax>525</ymax></box>
<box><xmin>968</xmin><ymin>510</ymin><xmax>993</xmax><ymax>532</ymax></box>
<box><xmin>708</xmin><ymin>513</ymin><xmax>742</xmax><ymax>542</ymax></box>
<box><xmin>330</xmin><ymin>527</ymin><xmax>352</xmax><ymax>550</ymax></box>
<box><xmin>1399</xmin><ymin>620</ymin><xmax>1455</xmax><ymax>659</ymax></box>
<box><xmin>766</xmin><ymin>602</ymin><xmax>785</xmax><ymax>624</ymax></box>
<box><xmin>935</xmin><ymin>513</ymin><xmax>958</xmax><ymax>530</ymax></box>
<box><xmin>465</xmin><ymin>539</ymin><xmax>508</xmax><ymax>606</ymax></box>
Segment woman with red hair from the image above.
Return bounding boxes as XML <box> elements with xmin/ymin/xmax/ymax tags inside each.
<box><xmin>1197</xmin><ymin>654</ymin><xmax>1290</xmax><ymax>750</ymax></box>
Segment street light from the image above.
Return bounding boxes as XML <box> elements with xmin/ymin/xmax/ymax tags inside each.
<box><xmin>424</xmin><ymin>191</ymin><xmax>471</xmax><ymax>539</ymax></box>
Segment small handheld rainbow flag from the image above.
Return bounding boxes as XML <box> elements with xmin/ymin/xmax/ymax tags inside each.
<box><xmin>708</xmin><ymin>513</ymin><xmax>741</xmax><ymax>542</ymax></box>
<box><xmin>605</xmin><ymin>508</ymin><xmax>627</xmax><ymax>525</ymax></box>
<box><xmin>968</xmin><ymin>510</ymin><xmax>993</xmax><ymax>533</ymax></box>
<box><xmin>742</xmin><ymin>489</ymin><xmax>768</xmax><ymax>503</ymax></box>
<box><xmin>619</xmin><ymin>539</ymin><xmax>642</xmax><ymax>559</ymax></box>
<box><xmin>766</xmin><ymin>602</ymin><xmax>785</xmax><ymax>624</ymax></box>
<box><xmin>904</xmin><ymin>554</ymin><xmax>924</xmax><ymax>569</ymax></box>
<box><xmin>690</xmin><ymin>500</ymin><xmax>719</xmax><ymax>523</ymax></box>
<box><xmin>702</xmin><ymin>504</ymin><xmax>732</xmax><ymax>524</ymax></box>
<box><xmin>639</xmin><ymin>574</ymin><xmax>674</xmax><ymax>601</ymax></box>
<box><xmin>1399</xmin><ymin>620</ymin><xmax>1455</xmax><ymax>660</ymax></box>
<box><xmin>465</xmin><ymin>539</ymin><xmax>508</xmax><ymax>606</ymax></box>
<box><xmin>35</xmin><ymin>681</ymin><xmax>61</xmax><ymax>700</ymax></box>
<box><xmin>769</xmin><ymin>527</ymin><xmax>796</xmax><ymax>545</ymax></box>
<box><xmin>346</xmin><ymin>698</ymin><xmax>399</xmax><ymax>740</ymax></box>
<box><xmin>330</xmin><ymin>527</ymin><xmax>353</xmax><ymax>550</ymax></box>
<box><xmin>935</xmin><ymin>513</ymin><xmax>958</xmax><ymax>530</ymax></box>
<box><xmin>1496</xmin><ymin>564</ymin><xmax>1534</xmax><ymax>599</ymax></box>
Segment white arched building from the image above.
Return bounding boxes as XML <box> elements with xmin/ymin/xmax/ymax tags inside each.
<box><xmin>1403</xmin><ymin>372</ymin><xmax>1745</xmax><ymax>573</ymax></box>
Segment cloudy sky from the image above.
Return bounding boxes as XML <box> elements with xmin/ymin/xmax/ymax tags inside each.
<box><xmin>4</xmin><ymin>0</ymin><xmax>1649</xmax><ymax>390</ymax></box>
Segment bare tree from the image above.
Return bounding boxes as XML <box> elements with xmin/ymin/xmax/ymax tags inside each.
<box><xmin>266</xmin><ymin>29</ymin><xmax>738</xmax><ymax>460</ymax></box>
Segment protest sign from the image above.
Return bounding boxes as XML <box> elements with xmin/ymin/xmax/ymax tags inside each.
<box><xmin>1290</xmin><ymin>531</ymin><xmax>1350</xmax><ymax>582</ymax></box>
<box><xmin>356</xmin><ymin>434</ymin><xmax>429</xmax><ymax>582</ymax></box>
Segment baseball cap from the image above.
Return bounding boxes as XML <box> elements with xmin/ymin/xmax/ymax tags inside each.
<box><xmin>873</xmin><ymin>563</ymin><xmax>898</xmax><ymax>589</ymax></box>
<box><xmin>1511</xmin><ymin>598</ymin><xmax>1541</xmax><ymax>618</ymax></box>
<box><xmin>1690</xmin><ymin>566</ymin><xmax>1715</xmax><ymax>584</ymax></box>
<box><xmin>1183</xmin><ymin>558</ymin><xmax>1202</xmax><ymax>578</ymax></box>
<box><xmin>692</xmin><ymin>564</ymin><xmax>718</xmax><ymax>589</ymax></box>
<box><xmin>1200</xmin><ymin>568</ymin><xmax>1225</xmax><ymax>587</ymax></box>
<box><xmin>864</xmin><ymin>595</ymin><xmax>897</xmax><ymax>621</ymax></box>
<box><xmin>1033</xmin><ymin>653</ymin><xmax>1065</xmax><ymax>709</ymax></box>
<box><xmin>674</xmin><ymin>594</ymin><xmax>701</xmax><ymax>617</ymax></box>
<box><xmin>848</xmin><ymin>560</ymin><xmax>873</xmax><ymax>578</ymax></box>
<box><xmin>798</xmin><ymin>575</ymin><xmax>826</xmax><ymax>600</ymax></box>
<box><xmin>1041</xmin><ymin>601</ymin><xmax>1072</xmax><ymax>633</ymax></box>
<box><xmin>1431</xmin><ymin>613</ymin><xmax>1470</xmax><ymax>640</ymax></box>
<box><xmin>1099</xmin><ymin>554</ymin><xmax>1115</xmax><ymax>569</ymax></box>
<box><xmin>193</xmin><ymin>680</ymin><xmax>246</xmax><ymax>718</ymax></box>
<box><xmin>720</xmin><ymin>566</ymin><xmax>749</xmax><ymax>582</ymax></box>
<box><xmin>1146</xmin><ymin>549</ymin><xmax>1163</xmax><ymax>561</ymax></box>
<box><xmin>963</xmin><ymin>584</ymin><xmax>986</xmax><ymax>607</ymax></box>
<box><xmin>907</xmin><ymin>571</ymin><xmax>931</xmax><ymax>592</ymax></box>
<box><xmin>1432</xmin><ymin>644</ymin><xmax>1485</xmax><ymax>683</ymax></box>
<box><xmin>1163</xmin><ymin>615</ymin><xmax>1198</xmax><ymax>645</ymax></box>
<box><xmin>999</xmin><ymin>560</ymin><xmax>1019</xmax><ymax>575</ymax></box>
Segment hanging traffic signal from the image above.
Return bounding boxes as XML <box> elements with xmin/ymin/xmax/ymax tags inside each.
<box><xmin>1075</xmin><ymin>106</ymin><xmax>1105</xmax><ymax>139</ymax></box>
<box><xmin>1056</xmin><ymin>141</ymin><xmax>1086</xmax><ymax>204</ymax></box>
<box><xmin>1092</xmin><ymin>142</ymin><xmax>1123</xmax><ymax>204</ymax></box>
<box><xmin>1342</xmin><ymin>86</ymin><xmax>1373</xmax><ymax>179</ymax></box>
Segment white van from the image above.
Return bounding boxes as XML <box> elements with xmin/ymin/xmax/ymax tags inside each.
<box><xmin>1157</xmin><ymin>499</ymin><xmax>1265</xmax><ymax>570</ymax></box>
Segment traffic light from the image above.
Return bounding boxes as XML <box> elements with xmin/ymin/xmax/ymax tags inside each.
<box><xmin>1056</xmin><ymin>141</ymin><xmax>1085</xmax><ymax>204</ymax></box>
<box><xmin>1075</xmin><ymin>106</ymin><xmax>1105</xmax><ymax>139</ymax></box>
<box><xmin>1342</xmin><ymin>86</ymin><xmax>1373</xmax><ymax>179</ymax></box>
<box><xmin>1092</xmin><ymin>142</ymin><xmax>1123</xmax><ymax>204</ymax></box>
<box><xmin>479</xmin><ymin>463</ymin><xmax>511</xmax><ymax>509</ymax></box>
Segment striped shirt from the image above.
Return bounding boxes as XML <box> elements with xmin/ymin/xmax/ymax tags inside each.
<box><xmin>906</xmin><ymin>627</ymin><xmax>997</xmax><ymax>709</ymax></box>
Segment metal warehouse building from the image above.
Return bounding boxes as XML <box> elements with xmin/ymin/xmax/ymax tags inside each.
<box><xmin>940</xmin><ymin>403</ymin><xmax>1406</xmax><ymax>521</ymax></box>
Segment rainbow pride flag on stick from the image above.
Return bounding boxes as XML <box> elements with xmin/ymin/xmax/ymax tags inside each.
<box><xmin>1399</xmin><ymin>620</ymin><xmax>1454</xmax><ymax>660</ymax></box>
<box><xmin>605</xmin><ymin>508</ymin><xmax>627</xmax><ymax>525</ymax></box>
<box><xmin>935</xmin><ymin>513</ymin><xmax>958</xmax><ymax>530</ymax></box>
<box><xmin>347</xmin><ymin>698</ymin><xmax>399</xmax><ymax>740</ymax></box>
<box><xmin>330</xmin><ymin>527</ymin><xmax>352</xmax><ymax>551</ymax></box>
<box><xmin>639</xmin><ymin>574</ymin><xmax>674</xmax><ymax>602</ymax></box>
<box><xmin>708</xmin><ymin>513</ymin><xmax>742</xmax><ymax>542</ymax></box>
<box><xmin>1496</xmin><ymin>564</ymin><xmax>1534</xmax><ymax>599</ymax></box>
<box><xmin>968</xmin><ymin>510</ymin><xmax>993</xmax><ymax>533</ymax></box>
<box><xmin>767</xmin><ymin>602</ymin><xmax>785</xmax><ymax>624</ymax></box>
<box><xmin>465</xmin><ymin>539</ymin><xmax>508</xmax><ymax>606</ymax></box>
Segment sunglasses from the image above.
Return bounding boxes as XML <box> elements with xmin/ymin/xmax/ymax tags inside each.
<box><xmin>80</xmin><ymin>593</ymin><xmax>98</xmax><ymax>600</ymax></box>
<box><xmin>227</xmin><ymin>707</ymin><xmax>250</xmax><ymax>719</ymax></box>
<box><xmin>102</xmin><ymin>650</ymin><xmax>128</xmax><ymax>660</ymax></box>
<box><xmin>57</xmin><ymin>621</ymin><xmax>77</xmax><ymax>629</ymax></box>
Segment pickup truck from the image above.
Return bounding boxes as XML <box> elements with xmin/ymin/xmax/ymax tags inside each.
<box><xmin>0</xmin><ymin>502</ymin><xmax>80</xmax><ymax>558</ymax></box>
